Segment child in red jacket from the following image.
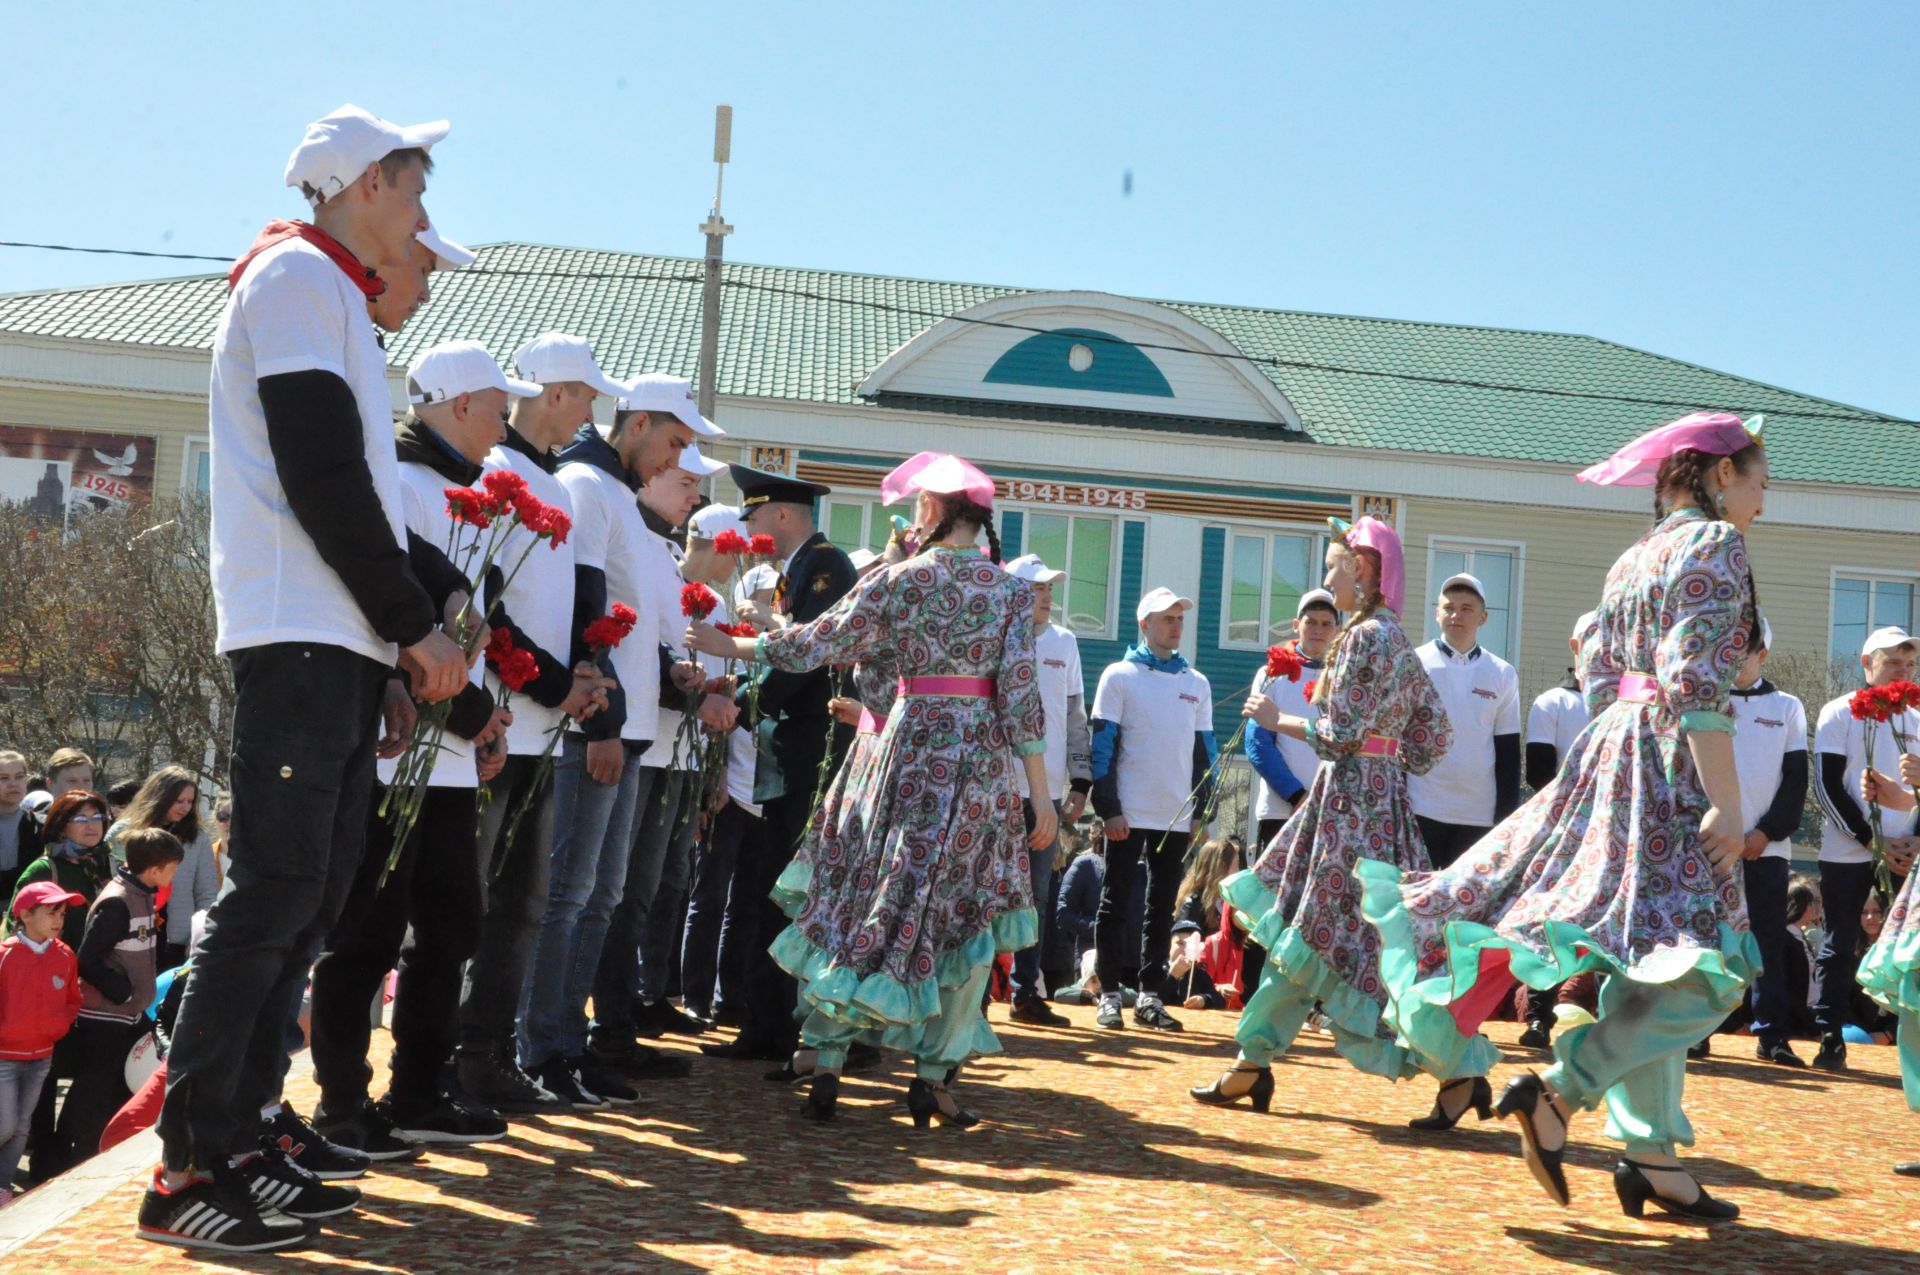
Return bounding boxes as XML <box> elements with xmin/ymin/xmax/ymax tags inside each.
<box><xmin>0</xmin><ymin>881</ymin><xmax>86</xmax><ymax>1205</ymax></box>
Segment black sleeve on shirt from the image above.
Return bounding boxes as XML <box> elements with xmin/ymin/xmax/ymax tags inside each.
<box><xmin>77</xmin><ymin>896</ymin><xmax>133</xmax><ymax>1004</ymax></box>
<box><xmin>569</xmin><ymin>564</ymin><xmax>626</xmax><ymax>741</ymax></box>
<box><xmin>1525</xmin><ymin>742</ymin><xmax>1561</xmax><ymax>793</ymax></box>
<box><xmin>1493</xmin><ymin>733</ymin><xmax>1521</xmax><ymax>821</ymax></box>
<box><xmin>1191</xmin><ymin>730</ymin><xmax>1216</xmax><ymax>826</ymax></box>
<box><xmin>445</xmin><ymin>682</ymin><xmax>495</xmax><ymax>740</ymax></box>
<box><xmin>659</xmin><ymin>644</ymin><xmax>698</xmax><ymax>710</ymax></box>
<box><xmin>1820</xmin><ymin>751</ymin><xmax>1875</xmax><ymax>847</ymax></box>
<box><xmin>259</xmin><ymin>370</ymin><xmax>436</xmax><ymax>648</ymax></box>
<box><xmin>1757</xmin><ymin>750</ymin><xmax>1810</xmax><ymax>844</ymax></box>
<box><xmin>483</xmin><ymin>563</ymin><xmax>574</xmax><ymax>709</ymax></box>
<box><xmin>407</xmin><ymin>531</ymin><xmax>467</xmax><ymax>612</ymax></box>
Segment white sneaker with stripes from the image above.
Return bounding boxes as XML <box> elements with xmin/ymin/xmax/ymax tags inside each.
<box><xmin>239</xmin><ymin>1144</ymin><xmax>361</xmax><ymax>1219</ymax></box>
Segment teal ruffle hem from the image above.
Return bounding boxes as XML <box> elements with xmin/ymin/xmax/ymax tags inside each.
<box><xmin>1859</xmin><ymin>923</ymin><xmax>1920</xmax><ymax>1018</ymax></box>
<box><xmin>1355</xmin><ymin>857</ymin><xmax>1761</xmax><ymax>1078</ymax></box>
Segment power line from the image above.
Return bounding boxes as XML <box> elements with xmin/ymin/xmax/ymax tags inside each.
<box><xmin>1</xmin><ymin>237</ymin><xmax>1912</xmax><ymax>426</ymax></box>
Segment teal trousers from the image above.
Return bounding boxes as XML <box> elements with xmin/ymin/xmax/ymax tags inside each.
<box><xmin>1232</xmin><ymin>959</ymin><xmax>1453</xmax><ymax>1082</ymax></box>
<box><xmin>805</xmin><ymin>963</ymin><xmax>991</xmax><ymax>1081</ymax></box>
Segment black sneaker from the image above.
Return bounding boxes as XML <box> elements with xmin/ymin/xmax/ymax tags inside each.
<box><xmin>314</xmin><ymin>1098</ymin><xmax>425</xmax><ymax>1163</ymax></box>
<box><xmin>1517</xmin><ymin>1020</ymin><xmax>1553</xmax><ymax>1049</ymax></box>
<box><xmin>1686</xmin><ymin>1037</ymin><xmax>1711</xmax><ymax>1060</ymax></box>
<box><xmin>643</xmin><ymin>999</ymin><xmax>712</xmax><ymax>1036</ymax></box>
<box><xmin>533</xmin><ymin>1056</ymin><xmax>608</xmax><ymax>1109</ymax></box>
<box><xmin>569</xmin><ymin>1055</ymin><xmax>639</xmax><ymax>1103</ymax></box>
<box><xmin>238</xmin><ymin>1146</ymin><xmax>361</xmax><ymax>1220</ymax></box>
<box><xmin>710</xmin><ymin>1003</ymin><xmax>749</xmax><ymax>1029</ymax></box>
<box><xmin>1095</xmin><ymin>995</ymin><xmax>1124</xmax><ymax>1030</ymax></box>
<box><xmin>380</xmin><ymin>1092</ymin><xmax>507</xmax><ymax>1145</ymax></box>
<box><xmin>136</xmin><ymin>1167</ymin><xmax>310</xmax><ymax>1252</ymax></box>
<box><xmin>1133</xmin><ymin>1000</ymin><xmax>1183</xmax><ymax>1031</ymax></box>
<box><xmin>457</xmin><ymin>1048</ymin><xmax>570</xmax><ymax>1113</ymax></box>
<box><xmin>1756</xmin><ymin>1038</ymin><xmax>1807</xmax><ymax>1068</ymax></box>
<box><xmin>262</xmin><ymin>1105</ymin><xmax>372</xmax><ymax>1180</ymax></box>
<box><xmin>590</xmin><ymin>1040</ymin><xmax>694</xmax><ymax>1081</ymax></box>
<box><xmin>1812</xmin><ymin>1033</ymin><xmax>1848</xmax><ymax>1072</ymax></box>
<box><xmin>1009</xmin><ymin>998</ymin><xmax>1071</xmax><ymax>1027</ymax></box>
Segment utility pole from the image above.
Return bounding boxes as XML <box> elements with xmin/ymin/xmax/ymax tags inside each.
<box><xmin>697</xmin><ymin>105</ymin><xmax>733</xmax><ymax>423</ymax></box>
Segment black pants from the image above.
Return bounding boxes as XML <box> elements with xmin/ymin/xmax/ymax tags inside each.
<box><xmin>1415</xmin><ymin>817</ymin><xmax>1491</xmax><ymax>871</ymax></box>
<box><xmin>460</xmin><ymin>753</ymin><xmax>553</xmax><ymax>1057</ymax></box>
<box><xmin>740</xmin><ymin>786</ymin><xmax>810</xmax><ymax>1049</ymax></box>
<box><xmin>159</xmin><ymin>642</ymin><xmax>386</xmax><ymax>1171</ymax></box>
<box><xmin>310</xmin><ymin>783</ymin><xmax>481</xmax><ymax>1111</ymax></box>
<box><xmin>682</xmin><ymin>798</ymin><xmax>761</xmax><ymax>1017</ymax></box>
<box><xmin>1815</xmin><ymin>859</ymin><xmax>1885</xmax><ymax>1034</ymax></box>
<box><xmin>1095</xmin><ymin>828</ymin><xmax>1189</xmax><ymax>995</ymax></box>
<box><xmin>1741</xmin><ymin>856</ymin><xmax>1793</xmax><ymax>1040</ymax></box>
<box><xmin>1241</xmin><ymin>817</ymin><xmax>1289</xmax><ymax>1001</ymax></box>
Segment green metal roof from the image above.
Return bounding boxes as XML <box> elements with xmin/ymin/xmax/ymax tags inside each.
<box><xmin>0</xmin><ymin>241</ymin><xmax>1909</xmax><ymax>488</ymax></box>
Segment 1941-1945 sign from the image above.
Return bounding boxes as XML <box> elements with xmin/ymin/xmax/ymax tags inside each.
<box><xmin>1005</xmin><ymin>479</ymin><xmax>1147</xmax><ymax>511</ymax></box>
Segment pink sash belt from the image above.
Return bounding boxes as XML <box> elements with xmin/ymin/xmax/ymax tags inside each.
<box><xmin>1617</xmin><ymin>671</ymin><xmax>1661</xmax><ymax>705</ymax></box>
<box><xmin>898</xmin><ymin>676</ymin><xmax>997</xmax><ymax>698</ymax></box>
<box><xmin>1359</xmin><ymin>734</ymin><xmax>1399</xmax><ymax>760</ymax></box>
<box><xmin>855</xmin><ymin>708</ymin><xmax>883</xmax><ymax>735</ymax></box>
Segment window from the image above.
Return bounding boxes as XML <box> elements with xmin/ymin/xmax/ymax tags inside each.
<box><xmin>1426</xmin><ymin>538</ymin><xmax>1523</xmax><ymax>661</ymax></box>
<box><xmin>1221</xmin><ymin>527</ymin><xmax>1330</xmax><ymax>648</ymax></box>
<box><xmin>1022</xmin><ymin>510</ymin><xmax>1117</xmax><ymax>638</ymax></box>
<box><xmin>821</xmin><ymin>496</ymin><xmax>911</xmax><ymax>556</ymax></box>
<box><xmin>1832</xmin><ymin>571</ymin><xmax>1920</xmax><ymax>667</ymax></box>
<box><xmin>183</xmin><ymin>439</ymin><xmax>211</xmax><ymax>494</ymax></box>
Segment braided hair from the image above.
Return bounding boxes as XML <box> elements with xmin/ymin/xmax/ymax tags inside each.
<box><xmin>923</xmin><ymin>494</ymin><xmax>1003</xmax><ymax>564</ymax></box>
<box><xmin>1652</xmin><ymin>441</ymin><xmax>1766</xmax><ymax>655</ymax></box>
<box><xmin>1311</xmin><ymin>545</ymin><xmax>1381</xmax><ymax>709</ymax></box>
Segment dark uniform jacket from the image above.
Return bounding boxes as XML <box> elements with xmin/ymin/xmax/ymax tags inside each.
<box><xmin>740</xmin><ymin>531</ymin><xmax>856</xmax><ymax>801</ymax></box>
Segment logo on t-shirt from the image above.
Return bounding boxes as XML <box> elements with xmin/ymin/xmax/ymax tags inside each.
<box><xmin>1044</xmin><ymin>658</ymin><xmax>1068</xmax><ymax>669</ymax></box>
<box><xmin>1179</xmin><ymin>693</ymin><xmax>1201</xmax><ymax>704</ymax></box>
<box><xmin>1755</xmin><ymin>716</ymin><xmax>1784</xmax><ymax>728</ymax></box>
<box><xmin>1472</xmin><ymin>687</ymin><xmax>1499</xmax><ymax>700</ymax></box>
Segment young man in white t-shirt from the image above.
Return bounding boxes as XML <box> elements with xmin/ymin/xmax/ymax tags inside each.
<box><xmin>1408</xmin><ymin>573</ymin><xmax>1521</xmax><ymax>868</ymax></box>
<box><xmin>1089</xmin><ymin>588</ymin><xmax>1216</xmax><ymax>1032</ymax></box>
<box><xmin>1246</xmin><ymin>589</ymin><xmax>1336</xmax><ymax>846</ymax></box>
<box><xmin>308</xmin><ymin>341</ymin><xmax>530</xmax><ymax>1151</ymax></box>
<box><xmin>454</xmin><ymin>332</ymin><xmax>622</xmax><ymax>1116</ymax></box>
<box><xmin>1517</xmin><ymin>611</ymin><xmax>1597</xmax><ymax>1048</ymax></box>
<box><xmin>1810</xmin><ymin>625</ymin><xmax>1920</xmax><ymax>1071</ymax></box>
<box><xmin>147</xmin><ymin>105</ymin><xmax>471</xmax><ymax>1253</ymax></box>
<box><xmin>593</xmin><ymin>435</ymin><xmax>737</xmax><ymax>1060</ymax></box>
<box><xmin>1690</xmin><ymin>619</ymin><xmax>1809</xmax><ymax>1067</ymax></box>
<box><xmin>1003</xmin><ymin>555</ymin><xmax>1092</xmax><ymax>1027</ymax></box>
<box><xmin>679</xmin><ymin>506</ymin><xmax>767</xmax><ymax>1026</ymax></box>
<box><xmin>524</xmin><ymin>378</ymin><xmax>714</xmax><ymax>1106</ymax></box>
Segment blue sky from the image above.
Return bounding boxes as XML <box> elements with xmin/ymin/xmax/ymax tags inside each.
<box><xmin>4</xmin><ymin>2</ymin><xmax>1916</xmax><ymax>416</ymax></box>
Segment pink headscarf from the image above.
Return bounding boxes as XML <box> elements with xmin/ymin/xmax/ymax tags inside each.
<box><xmin>1330</xmin><ymin>515</ymin><xmax>1404</xmax><ymax>616</ymax></box>
<box><xmin>1576</xmin><ymin>412</ymin><xmax>1765</xmax><ymax>487</ymax></box>
<box><xmin>880</xmin><ymin>451</ymin><xmax>996</xmax><ymax>509</ymax></box>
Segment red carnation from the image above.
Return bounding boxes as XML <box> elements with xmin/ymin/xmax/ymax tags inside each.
<box><xmin>1303</xmin><ymin>679</ymin><xmax>1319</xmax><ymax>701</ymax></box>
<box><xmin>681</xmin><ymin>582</ymin><xmax>720</xmax><ymax>619</ymax></box>
<box><xmin>1853</xmin><ymin>685</ymin><xmax>1893</xmax><ymax>723</ymax></box>
<box><xmin>524</xmin><ymin>502</ymin><xmax>571</xmax><ymax>546</ymax></box>
<box><xmin>748</xmin><ymin>534</ymin><xmax>777</xmax><ymax>556</ymax></box>
<box><xmin>485</xmin><ymin>628</ymin><xmax>517</xmax><ymax>663</ymax></box>
<box><xmin>1886</xmin><ymin>680</ymin><xmax>1920</xmax><ymax>713</ymax></box>
<box><xmin>719</xmin><ymin>621</ymin><xmax>759</xmax><ymax>638</ymax></box>
<box><xmin>583</xmin><ymin>604</ymin><xmax>639</xmax><ymax>651</ymax></box>
<box><xmin>712</xmin><ymin>529</ymin><xmax>751</xmax><ymax>556</ymax></box>
<box><xmin>445</xmin><ymin>487</ymin><xmax>492</xmax><ymax>528</ymax></box>
<box><xmin>1265</xmin><ymin>643</ymin><xmax>1304</xmax><ymax>683</ymax></box>
<box><xmin>494</xmin><ymin>647</ymin><xmax>539</xmax><ymax>692</ymax></box>
<box><xmin>480</xmin><ymin>468</ymin><xmax>529</xmax><ymax>512</ymax></box>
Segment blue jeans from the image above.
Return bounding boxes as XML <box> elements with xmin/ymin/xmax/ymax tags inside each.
<box><xmin>1011</xmin><ymin>799</ymin><xmax>1061</xmax><ymax>1003</ymax></box>
<box><xmin>0</xmin><ymin>1056</ymin><xmax>51</xmax><ymax>1191</ymax></box>
<box><xmin>588</xmin><ymin>764</ymin><xmax>671</xmax><ymax>1048</ymax></box>
<box><xmin>519</xmin><ymin>735</ymin><xmax>644</xmax><ymax>1067</ymax></box>
<box><xmin>682</xmin><ymin>798</ymin><xmax>761</xmax><ymax>1017</ymax></box>
<box><xmin>636</xmin><ymin>773</ymin><xmax>697</xmax><ymax>1003</ymax></box>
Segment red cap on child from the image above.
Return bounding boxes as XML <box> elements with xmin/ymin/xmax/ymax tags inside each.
<box><xmin>11</xmin><ymin>881</ymin><xmax>86</xmax><ymax>918</ymax></box>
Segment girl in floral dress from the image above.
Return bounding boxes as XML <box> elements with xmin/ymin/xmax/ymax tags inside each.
<box><xmin>687</xmin><ymin>453</ymin><xmax>1056</xmax><ymax>1127</ymax></box>
<box><xmin>1190</xmin><ymin>515</ymin><xmax>1470</xmax><ymax>1124</ymax></box>
<box><xmin>1858</xmin><ymin>759</ymin><xmax>1920</xmax><ymax>1178</ymax></box>
<box><xmin>1359</xmin><ymin>412</ymin><xmax>1767</xmax><ymax>1221</ymax></box>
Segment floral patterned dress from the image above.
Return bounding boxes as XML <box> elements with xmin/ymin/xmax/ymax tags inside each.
<box><xmin>1220</xmin><ymin>607</ymin><xmax>1452</xmax><ymax>1078</ymax></box>
<box><xmin>759</xmin><ymin>546</ymin><xmax>1044</xmax><ymax>1046</ymax></box>
<box><xmin>1358</xmin><ymin>510</ymin><xmax>1759</xmax><ymax>1076</ymax></box>
<box><xmin>1859</xmin><ymin>867</ymin><xmax>1920</xmax><ymax>1111</ymax></box>
<box><xmin>770</xmin><ymin>656</ymin><xmax>898</xmax><ymax>920</ymax></box>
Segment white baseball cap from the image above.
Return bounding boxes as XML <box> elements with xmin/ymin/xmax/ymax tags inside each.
<box><xmin>511</xmin><ymin>333</ymin><xmax>627</xmax><ymax>395</ymax></box>
<box><xmin>1295</xmin><ymin>588</ymin><xmax>1337</xmax><ymax>616</ymax></box>
<box><xmin>1757</xmin><ymin>617</ymin><xmax>1774</xmax><ymax>651</ymax></box>
<box><xmin>417</xmin><ymin>224</ymin><xmax>474</xmax><ymax>270</ymax></box>
<box><xmin>20</xmin><ymin>790</ymin><xmax>52</xmax><ymax>815</ymax></box>
<box><xmin>284</xmin><ymin>104</ymin><xmax>448</xmax><ymax>205</ymax></box>
<box><xmin>1005</xmin><ymin>554</ymin><xmax>1066</xmax><ymax>585</ymax></box>
<box><xmin>1438</xmin><ymin>573</ymin><xmax>1486</xmax><ymax>603</ymax></box>
<box><xmin>687</xmin><ymin>504</ymin><xmax>748</xmax><ymax>542</ymax></box>
<box><xmin>618</xmin><ymin>373</ymin><xmax>724</xmax><ymax>437</ymax></box>
<box><xmin>1863</xmin><ymin>626</ymin><xmax>1917</xmax><ymax>658</ymax></box>
<box><xmin>676</xmin><ymin>443</ymin><xmax>727</xmax><ymax>477</ymax></box>
<box><xmin>1135</xmin><ymin>587</ymin><xmax>1195</xmax><ymax>622</ymax></box>
<box><xmin>848</xmin><ymin>548</ymin><xmax>880</xmax><ymax>572</ymax></box>
<box><xmin>407</xmin><ymin>340</ymin><xmax>540</xmax><ymax>406</ymax></box>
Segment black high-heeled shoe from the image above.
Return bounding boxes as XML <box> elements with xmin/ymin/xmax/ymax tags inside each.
<box><xmin>1408</xmin><ymin>1075</ymin><xmax>1493</xmax><ymax>1131</ymax></box>
<box><xmin>1496</xmin><ymin>1073</ymin><xmax>1571</xmax><ymax>1206</ymax></box>
<box><xmin>906</xmin><ymin>1078</ymin><xmax>979</xmax><ymax>1129</ymax></box>
<box><xmin>1613</xmin><ymin>1159</ymin><xmax>1739</xmax><ymax>1222</ymax></box>
<box><xmin>765</xmin><ymin>1049</ymin><xmax>816</xmax><ymax>1085</ymax></box>
<box><xmin>1188</xmin><ymin>1066</ymin><xmax>1274</xmax><ymax>1112</ymax></box>
<box><xmin>801</xmin><ymin>1072</ymin><xmax>839</xmax><ymax>1122</ymax></box>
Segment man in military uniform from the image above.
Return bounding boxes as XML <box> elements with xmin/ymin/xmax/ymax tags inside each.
<box><xmin>702</xmin><ymin>465</ymin><xmax>857</xmax><ymax>1062</ymax></box>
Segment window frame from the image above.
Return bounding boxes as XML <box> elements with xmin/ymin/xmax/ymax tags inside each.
<box><xmin>1423</xmin><ymin>535</ymin><xmax>1526</xmax><ymax>661</ymax></box>
<box><xmin>1829</xmin><ymin>566</ymin><xmax>1920</xmax><ymax>670</ymax></box>
<box><xmin>820</xmin><ymin>494</ymin><xmax>911</xmax><ymax>557</ymax></box>
<box><xmin>1214</xmin><ymin>522</ymin><xmax>1334</xmax><ymax>652</ymax></box>
<box><xmin>180</xmin><ymin>436</ymin><xmax>212</xmax><ymax>494</ymax></box>
<box><xmin>1010</xmin><ymin>502</ymin><xmax>1123</xmax><ymax>641</ymax></box>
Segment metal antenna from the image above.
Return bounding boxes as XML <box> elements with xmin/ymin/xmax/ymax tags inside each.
<box><xmin>697</xmin><ymin>105</ymin><xmax>734</xmax><ymax>422</ymax></box>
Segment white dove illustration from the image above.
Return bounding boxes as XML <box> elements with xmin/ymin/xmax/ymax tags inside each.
<box><xmin>92</xmin><ymin>442</ymin><xmax>138</xmax><ymax>476</ymax></box>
